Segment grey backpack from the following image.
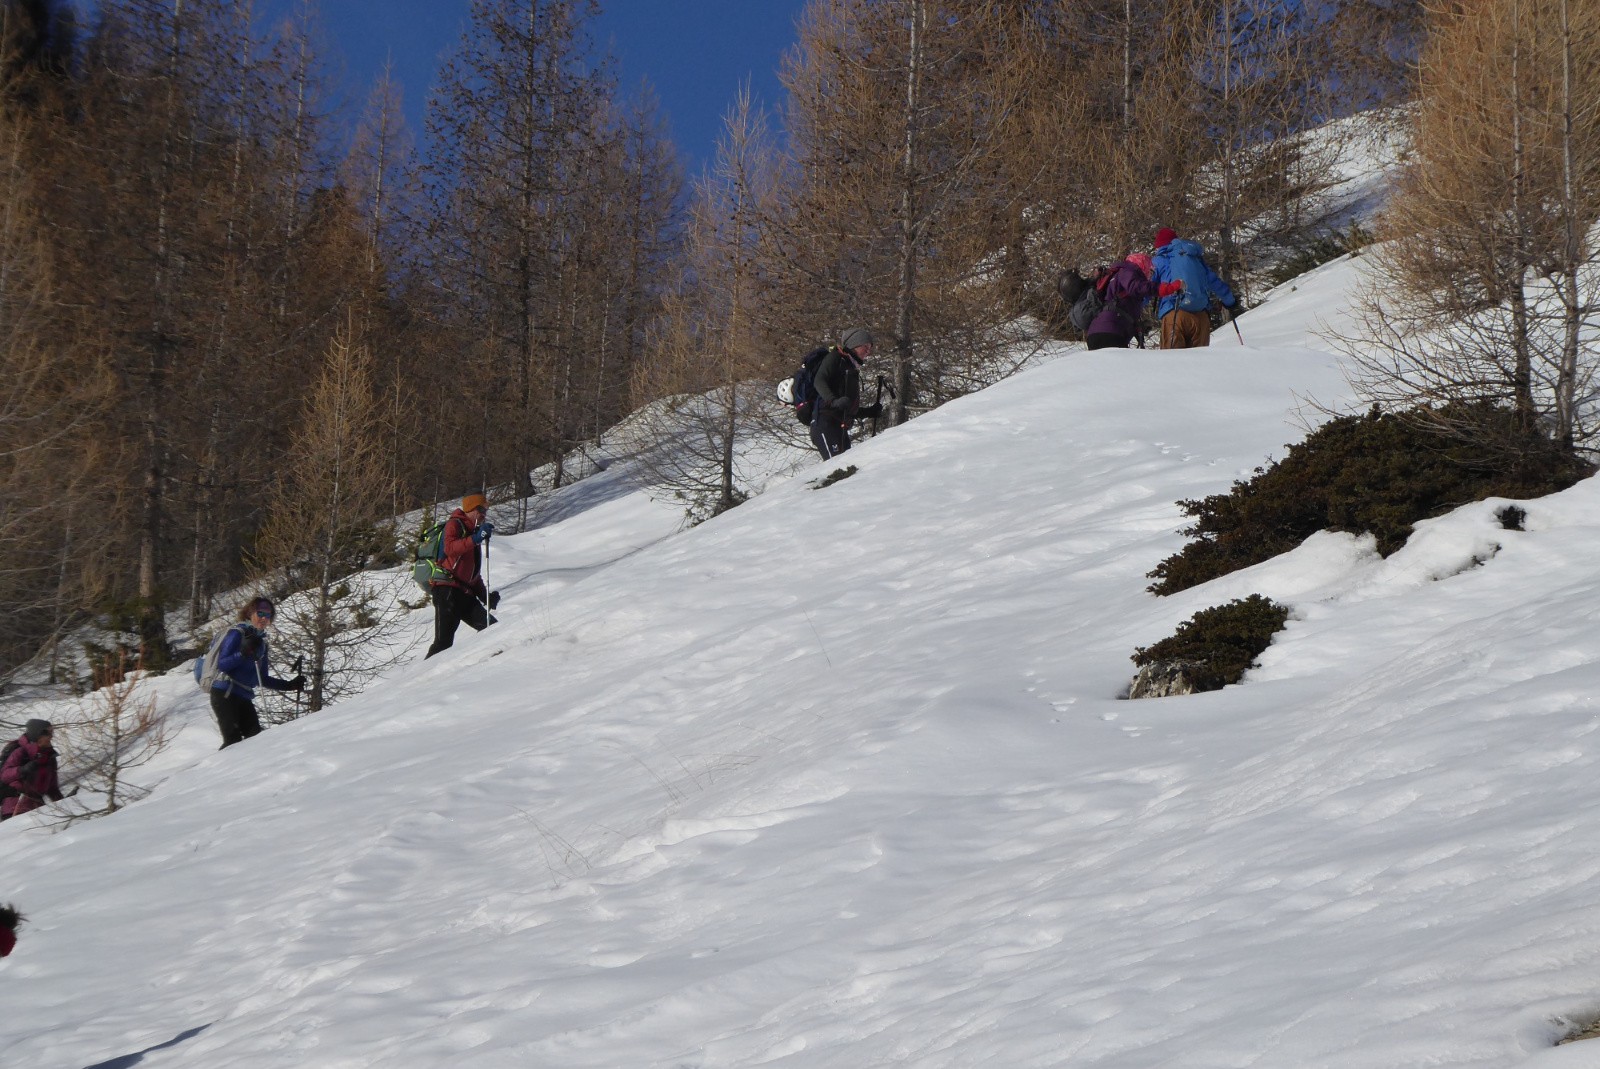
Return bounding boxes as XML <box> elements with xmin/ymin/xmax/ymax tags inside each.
<box><xmin>193</xmin><ymin>623</ymin><xmax>249</xmax><ymax>692</ymax></box>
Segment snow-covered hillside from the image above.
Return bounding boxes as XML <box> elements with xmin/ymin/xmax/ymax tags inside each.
<box><xmin>7</xmin><ymin>248</ymin><xmax>1600</xmax><ymax>1069</ymax></box>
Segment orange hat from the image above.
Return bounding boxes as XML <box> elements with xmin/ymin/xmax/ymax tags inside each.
<box><xmin>461</xmin><ymin>493</ymin><xmax>487</xmax><ymax>513</ymax></box>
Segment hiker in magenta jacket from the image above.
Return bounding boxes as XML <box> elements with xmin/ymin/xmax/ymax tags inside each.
<box><xmin>1084</xmin><ymin>253</ymin><xmax>1182</xmax><ymax>350</ymax></box>
<box><xmin>1</xmin><ymin>720</ymin><xmax>62</xmax><ymax>819</ymax></box>
<box><xmin>425</xmin><ymin>493</ymin><xmax>500</xmax><ymax>659</ymax></box>
<box><xmin>0</xmin><ymin>903</ymin><xmax>19</xmax><ymax>956</ymax></box>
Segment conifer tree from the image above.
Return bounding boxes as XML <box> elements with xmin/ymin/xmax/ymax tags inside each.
<box><xmin>424</xmin><ymin>0</ymin><xmax>609</xmax><ymax>518</ymax></box>
<box><xmin>50</xmin><ymin>653</ymin><xmax>170</xmax><ymax>823</ymax></box>
<box><xmin>1348</xmin><ymin>0</ymin><xmax>1600</xmax><ymax>460</ymax></box>
<box><xmin>255</xmin><ymin>316</ymin><xmax>401</xmax><ymax>713</ymax></box>
<box><xmin>775</xmin><ymin>0</ymin><xmax>1043</xmax><ymax>423</ymax></box>
<box><xmin>0</xmin><ymin>98</ymin><xmax>111</xmax><ymax>682</ymax></box>
<box><xmin>343</xmin><ymin>63</ymin><xmax>428</xmax><ymax>516</ymax></box>
<box><xmin>632</xmin><ymin>87</ymin><xmax>778</xmax><ymax>522</ymax></box>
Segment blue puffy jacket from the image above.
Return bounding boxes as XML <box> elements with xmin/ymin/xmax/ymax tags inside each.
<box><xmin>1151</xmin><ymin>239</ymin><xmax>1236</xmax><ymax>318</ymax></box>
<box><xmin>213</xmin><ymin>623</ymin><xmax>293</xmax><ymax>700</ymax></box>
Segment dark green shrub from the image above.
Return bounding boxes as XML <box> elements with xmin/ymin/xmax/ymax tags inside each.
<box><xmin>1259</xmin><ymin>223</ymin><xmax>1374</xmax><ymax>290</ymax></box>
<box><xmin>1132</xmin><ymin>595</ymin><xmax>1290</xmax><ymax>692</ymax></box>
<box><xmin>815</xmin><ymin>465</ymin><xmax>858</xmax><ymax>488</ymax></box>
<box><xmin>1149</xmin><ymin>403</ymin><xmax>1591</xmax><ymax>595</ymax></box>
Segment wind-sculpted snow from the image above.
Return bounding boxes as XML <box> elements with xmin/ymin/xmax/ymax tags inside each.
<box><xmin>6</xmin><ymin>259</ymin><xmax>1600</xmax><ymax>1066</ymax></box>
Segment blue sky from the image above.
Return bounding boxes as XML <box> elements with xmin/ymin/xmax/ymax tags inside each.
<box><xmin>282</xmin><ymin>0</ymin><xmax>810</xmax><ymax>173</ymax></box>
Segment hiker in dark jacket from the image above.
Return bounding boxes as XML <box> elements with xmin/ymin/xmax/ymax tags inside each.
<box><xmin>209</xmin><ymin>598</ymin><xmax>304</xmax><ymax>749</ymax></box>
<box><xmin>1</xmin><ymin>720</ymin><xmax>62</xmax><ymax>819</ymax></box>
<box><xmin>809</xmin><ymin>326</ymin><xmax>884</xmax><ymax>460</ymax></box>
<box><xmin>425</xmin><ymin>493</ymin><xmax>500</xmax><ymax>659</ymax></box>
<box><xmin>1150</xmin><ymin>227</ymin><xmax>1238</xmax><ymax>349</ymax></box>
<box><xmin>0</xmin><ymin>903</ymin><xmax>20</xmax><ymax>956</ymax></box>
<box><xmin>1084</xmin><ymin>253</ymin><xmax>1182</xmax><ymax>350</ymax></box>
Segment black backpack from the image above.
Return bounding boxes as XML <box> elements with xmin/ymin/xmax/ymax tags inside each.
<box><xmin>1067</xmin><ymin>266</ymin><xmax>1115</xmax><ymax>335</ymax></box>
<box><xmin>0</xmin><ymin>739</ymin><xmax>20</xmax><ymax>802</ymax></box>
<box><xmin>776</xmin><ymin>347</ymin><xmax>832</xmax><ymax>425</ymax></box>
<box><xmin>1057</xmin><ymin>267</ymin><xmax>1090</xmax><ymax>306</ymax></box>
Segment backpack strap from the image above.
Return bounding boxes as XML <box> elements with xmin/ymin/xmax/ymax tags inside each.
<box><xmin>220</xmin><ymin>621</ymin><xmax>250</xmax><ymax>698</ymax></box>
<box><xmin>440</xmin><ymin>515</ymin><xmax>473</xmax><ymax>583</ymax></box>
<box><xmin>0</xmin><ymin>740</ymin><xmax>19</xmax><ymax>799</ymax></box>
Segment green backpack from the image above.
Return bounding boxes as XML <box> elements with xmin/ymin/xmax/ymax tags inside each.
<box><xmin>411</xmin><ymin>520</ymin><xmax>454</xmax><ymax>592</ymax></box>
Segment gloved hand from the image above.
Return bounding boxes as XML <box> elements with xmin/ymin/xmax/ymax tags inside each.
<box><xmin>288</xmin><ymin>674</ymin><xmax>307</xmax><ymax>691</ymax></box>
<box><xmin>472</xmin><ymin>522</ymin><xmax>495</xmax><ymax>545</ymax></box>
<box><xmin>859</xmin><ymin>402</ymin><xmax>883</xmax><ymax>419</ymax></box>
<box><xmin>829</xmin><ymin>396</ymin><xmax>850</xmax><ymax>411</ymax></box>
<box><xmin>488</xmin><ymin>591</ymin><xmax>501</xmax><ymax>609</ymax></box>
<box><xmin>1158</xmin><ymin>281</ymin><xmax>1183</xmax><ymax>297</ymax></box>
<box><xmin>19</xmin><ymin>760</ymin><xmax>37</xmax><ymax>780</ymax></box>
<box><xmin>240</xmin><ymin>633</ymin><xmax>260</xmax><ymax>657</ymax></box>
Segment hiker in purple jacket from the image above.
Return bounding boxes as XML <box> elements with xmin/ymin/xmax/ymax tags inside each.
<box><xmin>1084</xmin><ymin>253</ymin><xmax>1183</xmax><ymax>351</ymax></box>
<box><xmin>0</xmin><ymin>720</ymin><xmax>62</xmax><ymax>820</ymax></box>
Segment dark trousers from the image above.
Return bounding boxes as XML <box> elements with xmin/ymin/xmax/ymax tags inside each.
<box><xmin>810</xmin><ymin>420</ymin><xmax>851</xmax><ymax>461</ymax></box>
<box><xmin>210</xmin><ymin>688</ymin><xmax>262</xmax><ymax>749</ymax></box>
<box><xmin>426</xmin><ymin>585</ymin><xmax>491</xmax><ymax>658</ymax></box>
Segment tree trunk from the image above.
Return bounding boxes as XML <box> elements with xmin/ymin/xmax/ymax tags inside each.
<box><xmin>891</xmin><ymin>0</ymin><xmax>924</xmax><ymax>427</ymax></box>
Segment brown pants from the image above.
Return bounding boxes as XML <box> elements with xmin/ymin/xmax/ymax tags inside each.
<box><xmin>1160</xmin><ymin>309</ymin><xmax>1212</xmax><ymax>349</ymax></box>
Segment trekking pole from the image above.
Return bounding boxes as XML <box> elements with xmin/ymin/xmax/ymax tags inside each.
<box><xmin>481</xmin><ymin>528</ymin><xmax>493</xmax><ymax>619</ymax></box>
<box><xmin>871</xmin><ymin>373</ymin><xmax>898</xmax><ymax>436</ymax></box>
<box><xmin>1225</xmin><ymin>305</ymin><xmax>1244</xmax><ymax>346</ymax></box>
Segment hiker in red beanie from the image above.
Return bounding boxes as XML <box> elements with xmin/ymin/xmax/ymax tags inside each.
<box><xmin>1150</xmin><ymin>228</ymin><xmax>1237</xmax><ymax>349</ymax></box>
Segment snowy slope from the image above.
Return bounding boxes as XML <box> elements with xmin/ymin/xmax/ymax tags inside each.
<box><xmin>7</xmin><ymin>252</ymin><xmax>1600</xmax><ymax>1069</ymax></box>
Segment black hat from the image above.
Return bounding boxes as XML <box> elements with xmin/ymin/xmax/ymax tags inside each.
<box><xmin>24</xmin><ymin>719</ymin><xmax>52</xmax><ymax>741</ymax></box>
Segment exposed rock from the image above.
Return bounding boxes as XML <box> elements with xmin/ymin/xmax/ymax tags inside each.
<box><xmin>1126</xmin><ymin>659</ymin><xmax>1204</xmax><ymax>699</ymax></box>
<box><xmin>1558</xmin><ymin>1019</ymin><xmax>1600</xmax><ymax>1045</ymax></box>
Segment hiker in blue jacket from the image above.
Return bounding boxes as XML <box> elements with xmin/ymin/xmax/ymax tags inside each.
<box><xmin>1150</xmin><ymin>228</ymin><xmax>1238</xmax><ymax>349</ymax></box>
<box><xmin>209</xmin><ymin>597</ymin><xmax>304</xmax><ymax>748</ymax></box>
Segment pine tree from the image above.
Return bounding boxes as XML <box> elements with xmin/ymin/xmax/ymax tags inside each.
<box><xmin>255</xmin><ymin>316</ymin><xmax>401</xmax><ymax>714</ymax></box>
